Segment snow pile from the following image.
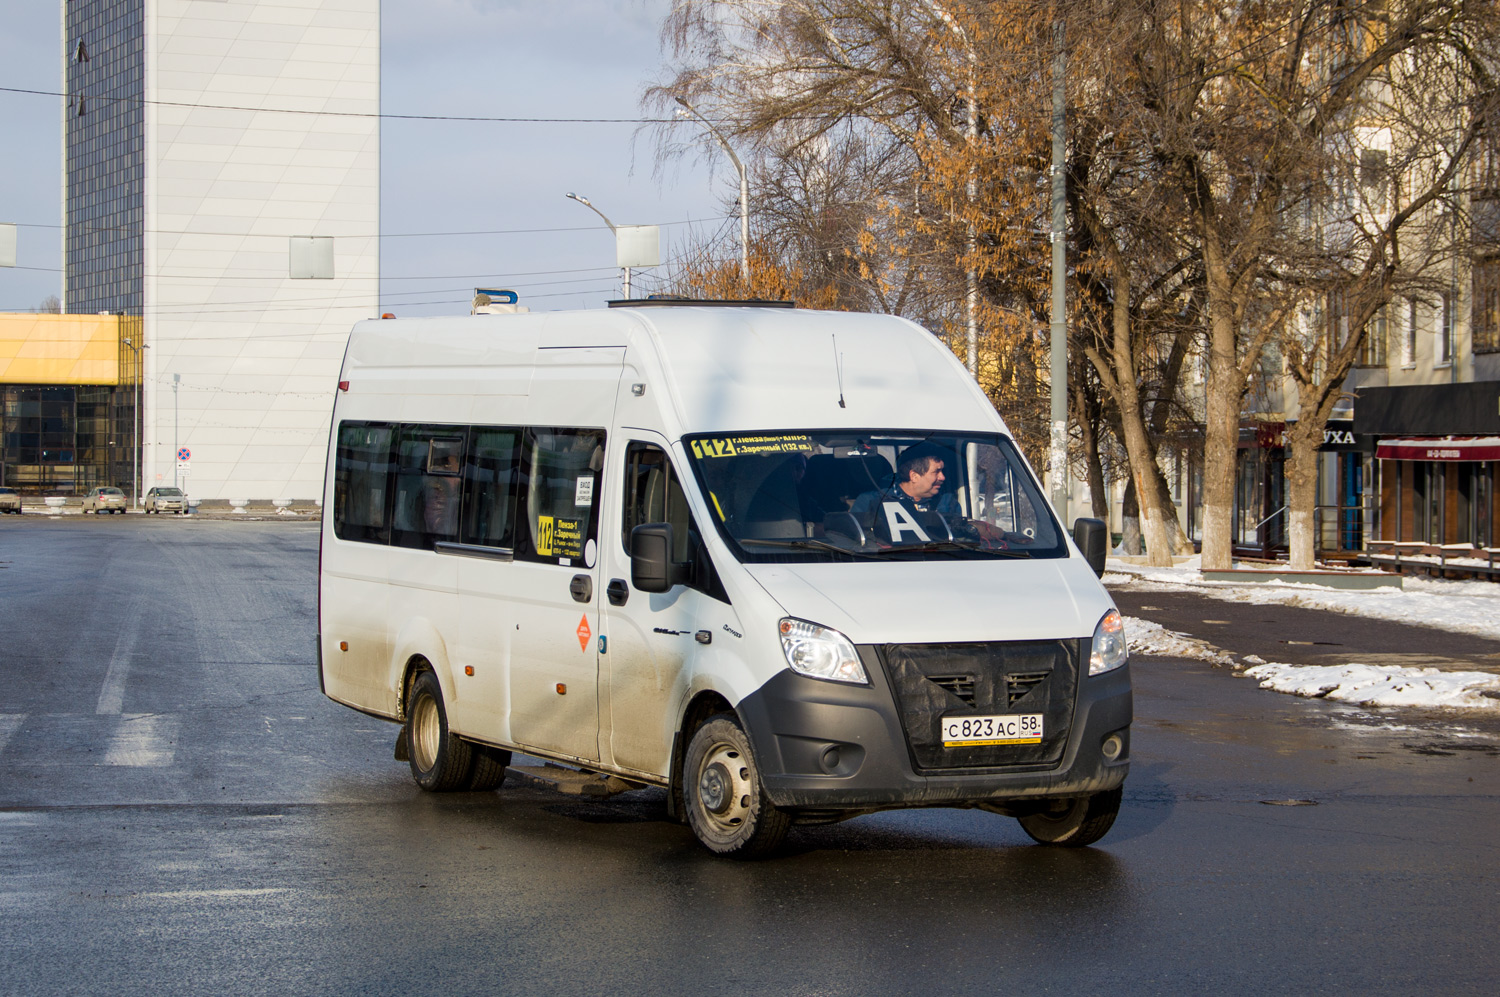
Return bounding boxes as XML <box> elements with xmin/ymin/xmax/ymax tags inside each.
<box><xmin>1122</xmin><ymin>615</ymin><xmax>1235</xmax><ymax>665</ymax></box>
<box><xmin>1243</xmin><ymin>662</ymin><xmax>1500</xmax><ymax>710</ymax></box>
<box><xmin>1107</xmin><ymin>557</ymin><xmax>1500</xmax><ymax>643</ymax></box>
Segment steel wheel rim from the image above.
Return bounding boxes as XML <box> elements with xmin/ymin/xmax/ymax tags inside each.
<box><xmin>411</xmin><ymin>693</ymin><xmax>441</xmax><ymax>772</ymax></box>
<box><xmin>695</xmin><ymin>740</ymin><xmax>753</xmax><ymax>837</ymax></box>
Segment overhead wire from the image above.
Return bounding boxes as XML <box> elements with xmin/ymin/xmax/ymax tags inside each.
<box><xmin>0</xmin><ymin>84</ymin><xmax>677</xmax><ymax>123</ymax></box>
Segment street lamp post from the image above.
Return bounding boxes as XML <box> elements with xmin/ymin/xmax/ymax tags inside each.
<box><xmin>122</xmin><ymin>337</ymin><xmax>147</xmax><ymax>509</ymax></box>
<box><xmin>675</xmin><ymin>97</ymin><xmax>750</xmax><ymax>285</ymax></box>
<box><xmin>564</xmin><ymin>193</ymin><xmax>631</xmax><ymax>299</ymax></box>
<box><xmin>172</xmin><ymin>373</ymin><xmax>180</xmax><ymax>491</ymax></box>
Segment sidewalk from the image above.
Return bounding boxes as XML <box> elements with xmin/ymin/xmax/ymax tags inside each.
<box><xmin>16</xmin><ymin>500</ymin><xmax>319</xmax><ymax>521</ymax></box>
<box><xmin>1108</xmin><ymin>582</ymin><xmax>1500</xmax><ymax>674</ymax></box>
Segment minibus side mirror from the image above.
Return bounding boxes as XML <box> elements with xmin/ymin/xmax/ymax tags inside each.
<box><xmin>1071</xmin><ymin>518</ymin><xmax>1108</xmax><ymax>577</ymax></box>
<box><xmin>631</xmin><ymin>523</ymin><xmax>676</xmax><ymax>593</ymax></box>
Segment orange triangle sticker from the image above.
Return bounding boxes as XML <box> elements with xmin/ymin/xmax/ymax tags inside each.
<box><xmin>576</xmin><ymin>614</ymin><xmax>592</xmax><ymax>652</ymax></box>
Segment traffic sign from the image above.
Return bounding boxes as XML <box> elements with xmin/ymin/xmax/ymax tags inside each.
<box><xmin>177</xmin><ymin>448</ymin><xmax>191</xmax><ymax>461</ymax></box>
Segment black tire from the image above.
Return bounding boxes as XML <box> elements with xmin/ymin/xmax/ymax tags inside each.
<box><xmin>682</xmin><ymin>713</ymin><xmax>790</xmax><ymax>858</ymax></box>
<box><xmin>405</xmin><ymin>670</ymin><xmax>474</xmax><ymax>791</ymax></box>
<box><xmin>1017</xmin><ymin>788</ymin><xmax>1122</xmax><ymax>847</ymax></box>
<box><xmin>466</xmin><ymin>744</ymin><xmax>512</xmax><ymax>791</ymax></box>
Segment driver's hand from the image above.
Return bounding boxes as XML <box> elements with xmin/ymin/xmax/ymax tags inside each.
<box><xmin>971</xmin><ymin>520</ymin><xmax>1005</xmax><ymax>543</ymax></box>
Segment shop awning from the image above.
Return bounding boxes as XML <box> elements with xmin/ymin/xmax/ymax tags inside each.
<box><xmin>1375</xmin><ymin>436</ymin><xmax>1500</xmax><ymax>461</ymax></box>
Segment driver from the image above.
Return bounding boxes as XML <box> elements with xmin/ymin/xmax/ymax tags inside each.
<box><xmin>850</xmin><ymin>444</ymin><xmax>963</xmax><ymax>543</ymax></box>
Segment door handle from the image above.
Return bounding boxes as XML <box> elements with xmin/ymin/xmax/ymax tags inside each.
<box><xmin>569</xmin><ymin>574</ymin><xmax>593</xmax><ymax>603</ymax></box>
<box><xmin>606</xmin><ymin>578</ymin><xmax>629</xmax><ymax>606</ymax></box>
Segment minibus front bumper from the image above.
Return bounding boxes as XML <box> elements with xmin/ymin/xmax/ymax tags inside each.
<box><xmin>735</xmin><ymin>644</ymin><xmax>1131</xmax><ymax>812</ymax></box>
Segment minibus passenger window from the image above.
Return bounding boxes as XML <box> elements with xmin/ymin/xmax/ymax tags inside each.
<box><xmin>461</xmin><ymin>428</ymin><xmax>519</xmax><ymax>548</ymax></box>
<box><xmin>516</xmin><ymin>428</ymin><xmax>605</xmax><ymax>567</ymax></box>
<box><xmin>333</xmin><ymin>421</ymin><xmax>395</xmax><ymax>544</ymax></box>
<box><xmin>391</xmin><ymin>426</ymin><xmax>465</xmax><ymax>550</ymax></box>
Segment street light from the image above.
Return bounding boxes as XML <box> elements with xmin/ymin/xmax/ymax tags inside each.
<box><xmin>675</xmin><ymin>96</ymin><xmax>751</xmax><ymax>285</ymax></box>
<box><xmin>122</xmin><ymin>337</ymin><xmax>147</xmax><ymax>509</ymax></box>
<box><xmin>565</xmin><ymin>193</ymin><xmax>632</xmax><ymax>299</ymax></box>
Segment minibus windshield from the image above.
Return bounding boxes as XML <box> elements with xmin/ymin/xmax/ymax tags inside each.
<box><xmin>683</xmin><ymin>431</ymin><xmax>1067</xmax><ymax>563</ymax></box>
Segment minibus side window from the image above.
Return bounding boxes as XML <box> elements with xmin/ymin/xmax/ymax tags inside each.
<box><xmin>622</xmin><ymin>442</ymin><xmax>728</xmax><ymax>602</ymax></box>
<box><xmin>515</xmin><ymin>427</ymin><xmax>605</xmax><ymax>567</ymax></box>
<box><xmin>333</xmin><ymin>421</ymin><xmax>395</xmax><ymax>544</ymax></box>
<box><xmin>461</xmin><ymin>427</ymin><xmax>520</xmax><ymax>549</ymax></box>
<box><xmin>391</xmin><ymin>425</ymin><xmax>466</xmax><ymax>550</ymax></box>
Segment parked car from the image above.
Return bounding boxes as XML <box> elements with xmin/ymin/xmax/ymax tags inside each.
<box><xmin>144</xmin><ymin>486</ymin><xmax>186</xmax><ymax>514</ymax></box>
<box><xmin>0</xmin><ymin>487</ymin><xmax>20</xmax><ymax>514</ymax></box>
<box><xmin>83</xmin><ymin>487</ymin><xmax>127</xmax><ymax>514</ymax></box>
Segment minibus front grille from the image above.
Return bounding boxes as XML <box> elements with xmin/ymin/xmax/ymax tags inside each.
<box><xmin>929</xmin><ymin>674</ymin><xmax>976</xmax><ymax>706</ymax></box>
<box><xmin>879</xmin><ymin>640</ymin><xmax>1080</xmax><ymax>772</ymax></box>
<box><xmin>1006</xmin><ymin>670</ymin><xmax>1051</xmax><ymax>706</ymax></box>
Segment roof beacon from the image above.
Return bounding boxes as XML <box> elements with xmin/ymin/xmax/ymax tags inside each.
<box><xmin>472</xmin><ymin>288</ymin><xmax>529</xmax><ymax>315</ymax></box>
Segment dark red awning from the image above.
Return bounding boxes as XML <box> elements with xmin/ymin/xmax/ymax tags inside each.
<box><xmin>1376</xmin><ymin>436</ymin><xmax>1500</xmax><ymax>461</ymax></box>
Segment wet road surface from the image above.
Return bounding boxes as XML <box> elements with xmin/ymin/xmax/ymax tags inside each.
<box><xmin>1</xmin><ymin>518</ymin><xmax>1497</xmax><ymax>995</ymax></box>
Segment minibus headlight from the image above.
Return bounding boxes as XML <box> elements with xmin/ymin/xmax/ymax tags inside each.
<box><xmin>1089</xmin><ymin>609</ymin><xmax>1129</xmax><ymax>676</ymax></box>
<box><xmin>778</xmin><ymin>618</ymin><xmax>868</xmax><ymax>685</ymax></box>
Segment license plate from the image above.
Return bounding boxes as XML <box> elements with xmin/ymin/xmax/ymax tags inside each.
<box><xmin>941</xmin><ymin>713</ymin><xmax>1043</xmax><ymax>746</ymax></box>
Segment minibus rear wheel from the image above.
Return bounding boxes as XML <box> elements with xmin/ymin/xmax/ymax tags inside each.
<box><xmin>466</xmin><ymin>745</ymin><xmax>512</xmax><ymax>792</ymax></box>
<box><xmin>405</xmin><ymin>670</ymin><xmax>474</xmax><ymax>792</ymax></box>
<box><xmin>683</xmin><ymin>714</ymin><xmax>790</xmax><ymax>858</ymax></box>
<box><xmin>1017</xmin><ymin>788</ymin><xmax>1122</xmax><ymax>847</ymax></box>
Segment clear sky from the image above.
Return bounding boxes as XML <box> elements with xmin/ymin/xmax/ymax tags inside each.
<box><xmin>0</xmin><ymin>0</ymin><xmax>728</xmax><ymax>315</ymax></box>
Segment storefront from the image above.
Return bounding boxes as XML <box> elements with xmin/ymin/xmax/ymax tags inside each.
<box><xmin>1232</xmin><ymin>419</ymin><xmax>1374</xmax><ymax>558</ymax></box>
<box><xmin>1356</xmin><ymin>382</ymin><xmax>1500</xmax><ymax>547</ymax></box>
<box><xmin>1373</xmin><ymin>437</ymin><xmax>1498</xmax><ymax>546</ymax></box>
<box><xmin>0</xmin><ymin>313</ymin><xmax>138</xmax><ymax>495</ymax></box>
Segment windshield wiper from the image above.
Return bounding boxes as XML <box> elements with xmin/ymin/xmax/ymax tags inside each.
<box><xmin>869</xmin><ymin>538</ymin><xmax>1030</xmax><ymax>557</ymax></box>
<box><xmin>737</xmin><ymin>537</ymin><xmax>884</xmax><ymax>559</ymax></box>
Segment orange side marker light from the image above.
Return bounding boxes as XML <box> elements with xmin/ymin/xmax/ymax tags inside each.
<box><xmin>556</xmin><ymin>683</ymin><xmax>567</xmax><ymax>695</ymax></box>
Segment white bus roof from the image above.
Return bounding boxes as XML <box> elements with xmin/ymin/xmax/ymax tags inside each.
<box><xmin>343</xmin><ymin>306</ymin><xmax>1009</xmax><ymax>437</ymax></box>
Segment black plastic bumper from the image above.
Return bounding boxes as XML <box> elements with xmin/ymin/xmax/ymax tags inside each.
<box><xmin>736</xmin><ymin>645</ymin><xmax>1131</xmax><ymax>811</ymax></box>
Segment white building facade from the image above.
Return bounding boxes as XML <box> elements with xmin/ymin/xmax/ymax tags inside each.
<box><xmin>64</xmin><ymin>0</ymin><xmax>379</xmax><ymax>501</ymax></box>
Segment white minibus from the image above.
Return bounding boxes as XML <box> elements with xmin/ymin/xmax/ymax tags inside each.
<box><xmin>319</xmin><ymin>302</ymin><xmax>1130</xmax><ymax>856</ymax></box>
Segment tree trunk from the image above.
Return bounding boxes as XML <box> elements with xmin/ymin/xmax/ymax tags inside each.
<box><xmin>1284</xmin><ymin>420</ymin><xmax>1321</xmax><ymax>571</ymax></box>
<box><xmin>1086</xmin><ymin>250</ymin><xmax>1179</xmax><ymax>566</ymax></box>
<box><xmin>1076</xmin><ymin>383</ymin><xmax>1110</xmax><ymax>521</ymax></box>
<box><xmin>1087</xmin><ymin>430</ymin><xmax>1109</xmax><ymax>521</ymax></box>
<box><xmin>1118</xmin><ymin>476</ymin><xmax>1143</xmax><ymax>554</ymax></box>
<box><xmin>1198</xmin><ymin>238</ymin><xmax>1245</xmax><ymax>572</ymax></box>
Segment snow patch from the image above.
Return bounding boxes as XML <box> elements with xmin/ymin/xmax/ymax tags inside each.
<box><xmin>1243</xmin><ymin>662</ymin><xmax>1500</xmax><ymax>710</ymax></box>
<box><xmin>1122</xmin><ymin>615</ymin><xmax>1235</xmax><ymax>665</ymax></box>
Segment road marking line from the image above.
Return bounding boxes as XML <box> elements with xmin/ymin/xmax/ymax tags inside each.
<box><xmin>96</xmin><ymin>596</ymin><xmax>145</xmax><ymax>715</ymax></box>
<box><xmin>102</xmin><ymin>714</ymin><xmax>178</xmax><ymax>767</ymax></box>
<box><xmin>0</xmin><ymin>714</ymin><xmax>24</xmax><ymax>753</ymax></box>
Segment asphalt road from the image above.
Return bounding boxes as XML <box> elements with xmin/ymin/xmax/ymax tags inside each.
<box><xmin>1</xmin><ymin>517</ymin><xmax>1497</xmax><ymax>995</ymax></box>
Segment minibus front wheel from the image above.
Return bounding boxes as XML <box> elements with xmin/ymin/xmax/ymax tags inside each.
<box><xmin>1017</xmin><ymin>788</ymin><xmax>1122</xmax><ymax>847</ymax></box>
<box><xmin>683</xmin><ymin>714</ymin><xmax>791</xmax><ymax>858</ymax></box>
<box><xmin>405</xmin><ymin>669</ymin><xmax>474</xmax><ymax>792</ymax></box>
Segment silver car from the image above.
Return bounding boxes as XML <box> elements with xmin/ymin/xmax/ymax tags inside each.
<box><xmin>83</xmin><ymin>486</ymin><xmax>127</xmax><ymax>514</ymax></box>
<box><xmin>0</xmin><ymin>487</ymin><xmax>20</xmax><ymax>514</ymax></box>
<box><xmin>145</xmin><ymin>486</ymin><xmax>186</xmax><ymax>514</ymax></box>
